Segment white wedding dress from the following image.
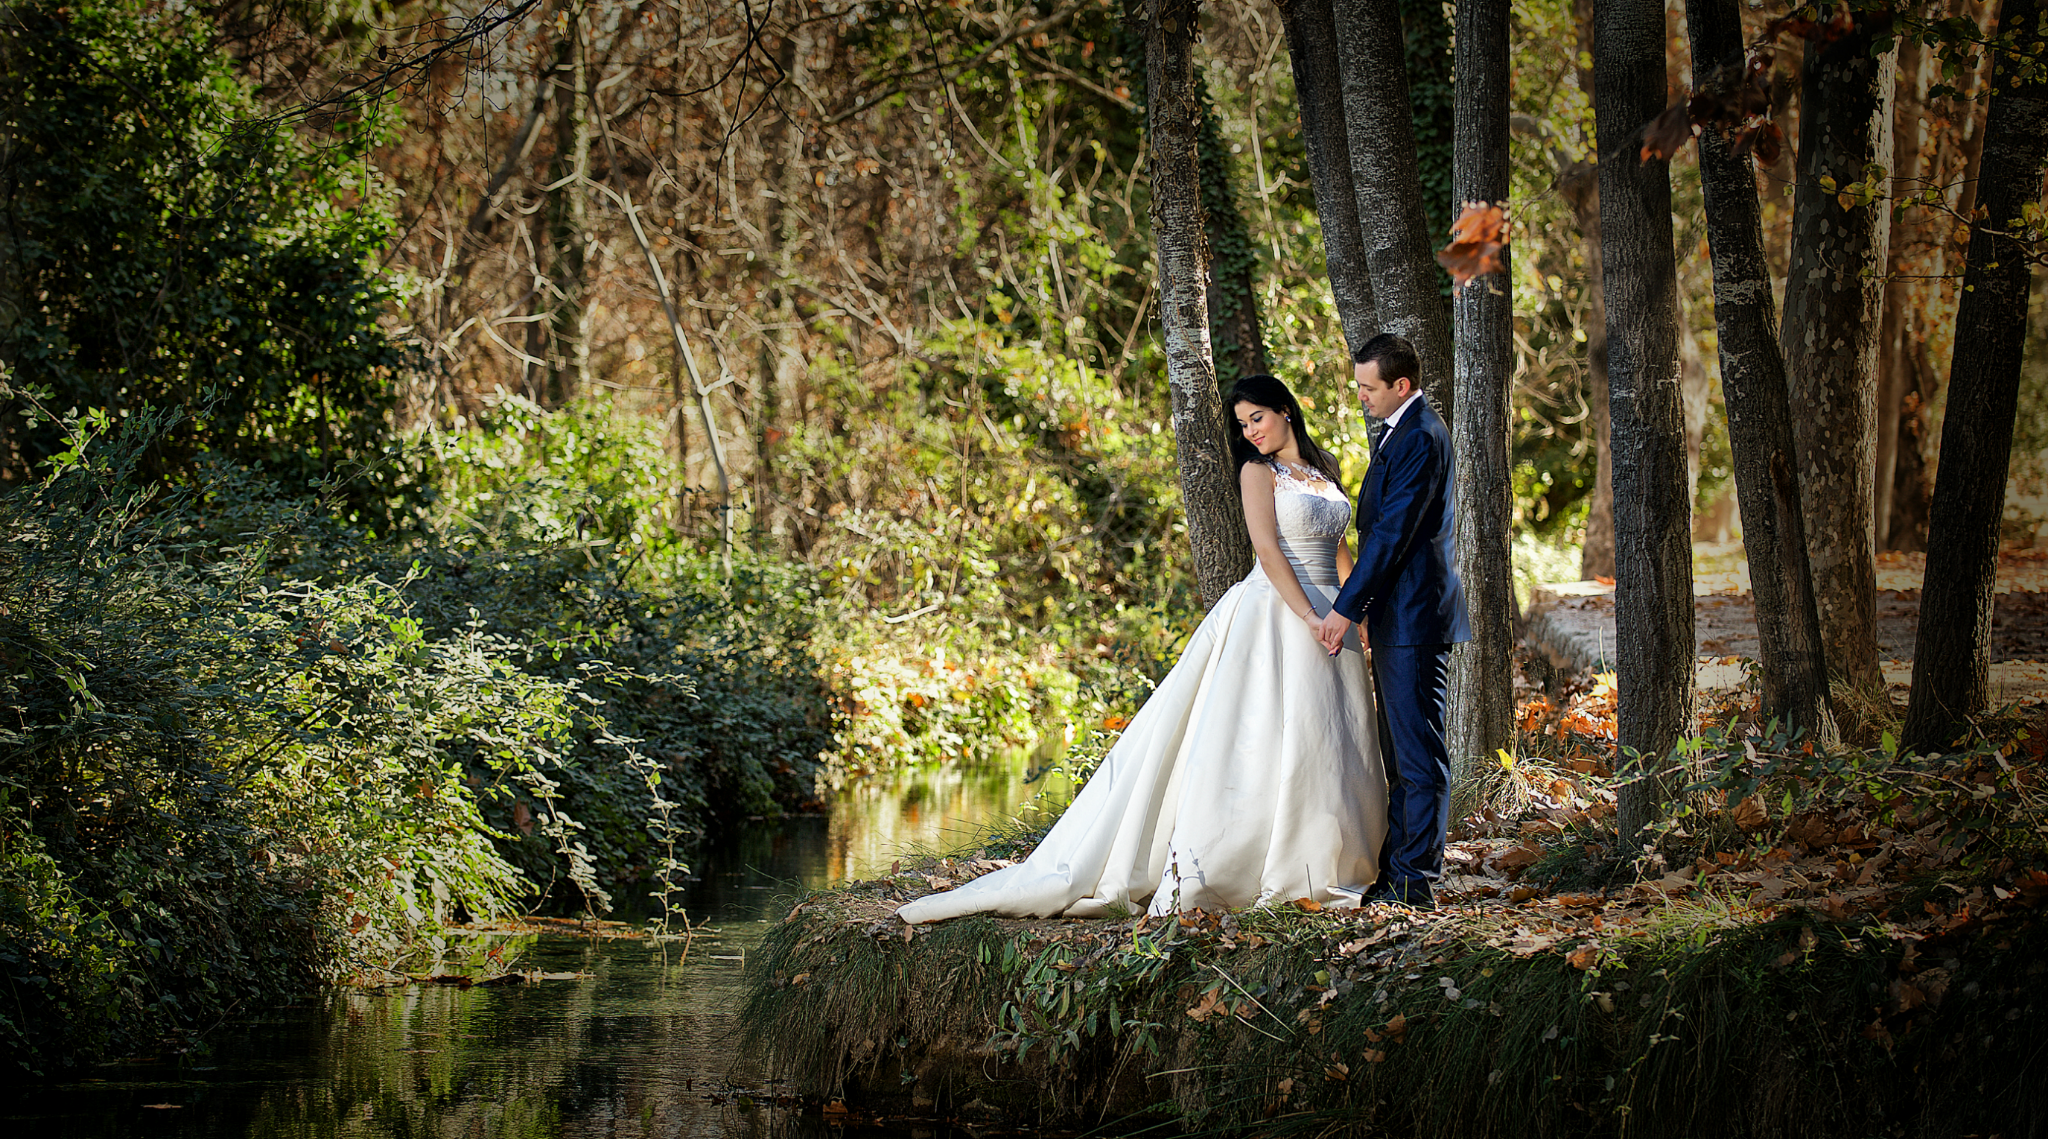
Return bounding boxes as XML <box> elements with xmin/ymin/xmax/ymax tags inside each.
<box><xmin>897</xmin><ymin>464</ymin><xmax>1388</xmax><ymax>922</ymax></box>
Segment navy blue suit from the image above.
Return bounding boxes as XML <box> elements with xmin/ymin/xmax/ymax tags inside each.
<box><xmin>1331</xmin><ymin>396</ymin><xmax>1470</xmax><ymax>903</ymax></box>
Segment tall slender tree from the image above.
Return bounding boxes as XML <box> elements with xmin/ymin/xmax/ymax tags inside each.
<box><xmin>539</xmin><ymin>0</ymin><xmax>593</xmax><ymax>406</ymax></box>
<box><xmin>1781</xmin><ymin>12</ymin><xmax>1896</xmax><ymax>701</ymax></box>
<box><xmin>1904</xmin><ymin>0</ymin><xmax>2048</xmax><ymax>748</ymax></box>
<box><xmin>1567</xmin><ymin>0</ymin><xmax>1615</xmax><ymax>582</ymax></box>
<box><xmin>1446</xmin><ymin>0</ymin><xmax>1514</xmax><ymax>780</ymax></box>
<box><xmin>1330</xmin><ymin>0</ymin><xmax>1455</xmax><ymax>415</ymax></box>
<box><xmin>1147</xmin><ymin>0</ymin><xmax>1255</xmax><ymax>605</ymax></box>
<box><xmin>1684</xmin><ymin>0</ymin><xmax>1831</xmax><ymax>738</ymax></box>
<box><xmin>1275</xmin><ymin>0</ymin><xmax>1377</xmax><ymax>351</ymax></box>
<box><xmin>1595</xmin><ymin>0</ymin><xmax>1693</xmax><ymax>841</ymax></box>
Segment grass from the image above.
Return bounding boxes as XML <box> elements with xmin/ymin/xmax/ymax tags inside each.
<box><xmin>742</xmin><ymin>865</ymin><xmax>2047</xmax><ymax>1137</ymax></box>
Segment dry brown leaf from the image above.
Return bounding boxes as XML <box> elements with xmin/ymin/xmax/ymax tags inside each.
<box><xmin>1732</xmin><ymin>795</ymin><xmax>1768</xmax><ymax>829</ymax></box>
<box><xmin>1435</xmin><ymin>202</ymin><xmax>1508</xmax><ymax>288</ymax></box>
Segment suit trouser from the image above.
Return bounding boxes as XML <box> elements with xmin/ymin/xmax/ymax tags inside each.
<box><xmin>1370</xmin><ymin>643</ymin><xmax>1454</xmax><ymax>893</ymax></box>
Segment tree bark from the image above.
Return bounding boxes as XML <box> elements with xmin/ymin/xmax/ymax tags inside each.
<box><xmin>1148</xmin><ymin>0</ymin><xmax>1255</xmax><ymax>607</ymax></box>
<box><xmin>1874</xmin><ymin>37</ymin><xmax>1928</xmax><ymax>553</ymax></box>
<box><xmin>1685</xmin><ymin>0</ymin><xmax>1830</xmax><ymax>739</ymax></box>
<box><xmin>1330</xmin><ymin>0</ymin><xmax>1455</xmax><ymax>416</ymax></box>
<box><xmin>1595</xmin><ymin>0</ymin><xmax>1694</xmax><ymax>843</ymax></box>
<box><xmin>1196</xmin><ymin>79</ymin><xmax>1270</xmax><ymax>386</ymax></box>
<box><xmin>1567</xmin><ymin>0</ymin><xmax>1614</xmax><ymax>581</ymax></box>
<box><xmin>1903</xmin><ymin>0</ymin><xmax>2048</xmax><ymax>749</ymax></box>
<box><xmin>1275</xmin><ymin>0</ymin><xmax>1377</xmax><ymax>352</ymax></box>
<box><xmin>1781</xmin><ymin>13</ymin><xmax>1896</xmax><ymax>699</ymax></box>
<box><xmin>1446</xmin><ymin>0</ymin><xmax>1514</xmax><ymax>786</ymax></box>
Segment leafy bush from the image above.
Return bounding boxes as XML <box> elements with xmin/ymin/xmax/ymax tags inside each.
<box><xmin>0</xmin><ymin>410</ymin><xmax>637</xmax><ymax>1072</ymax></box>
<box><xmin>0</xmin><ymin>0</ymin><xmax>407</xmax><ymax>488</ymax></box>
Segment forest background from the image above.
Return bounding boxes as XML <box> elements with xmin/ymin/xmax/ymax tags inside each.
<box><xmin>1</xmin><ymin>0</ymin><xmax>2044</xmax><ymax>1076</ymax></box>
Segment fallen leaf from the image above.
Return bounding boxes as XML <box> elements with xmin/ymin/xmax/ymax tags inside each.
<box><xmin>1566</xmin><ymin>946</ymin><xmax>1601</xmax><ymax>970</ymax></box>
<box><xmin>1732</xmin><ymin>795</ymin><xmax>1768</xmax><ymax>829</ymax></box>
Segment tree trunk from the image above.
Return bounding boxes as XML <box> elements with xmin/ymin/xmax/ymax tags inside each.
<box><xmin>1446</xmin><ymin>0</ymin><xmax>1514</xmax><ymax>787</ymax></box>
<box><xmin>1595</xmin><ymin>0</ymin><xmax>1693</xmax><ymax>843</ymax></box>
<box><xmin>1903</xmin><ymin>0</ymin><xmax>2048</xmax><ymax>749</ymax></box>
<box><xmin>1567</xmin><ymin>0</ymin><xmax>1614</xmax><ymax>581</ymax></box>
<box><xmin>1396</xmin><ymin>0</ymin><xmax>1457</xmax><ymax>278</ymax></box>
<box><xmin>1149</xmin><ymin>0</ymin><xmax>1254</xmax><ymax>607</ymax></box>
<box><xmin>1781</xmin><ymin>13</ymin><xmax>1896</xmax><ymax>700</ymax></box>
<box><xmin>1196</xmin><ymin>79</ymin><xmax>1270</xmax><ymax>386</ymax></box>
<box><xmin>1275</xmin><ymin>0</ymin><xmax>1377</xmax><ymax>352</ymax></box>
<box><xmin>1873</xmin><ymin>36</ymin><xmax>1928</xmax><ymax>553</ymax></box>
<box><xmin>1331</xmin><ymin>0</ymin><xmax>1456</xmax><ymax>416</ymax></box>
<box><xmin>541</xmin><ymin>4</ymin><xmax>592</xmax><ymax>407</ymax></box>
<box><xmin>1685</xmin><ymin>0</ymin><xmax>1830</xmax><ymax>738</ymax></box>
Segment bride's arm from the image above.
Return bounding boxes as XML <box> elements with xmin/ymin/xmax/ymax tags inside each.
<box><xmin>1335</xmin><ymin>536</ymin><xmax>1355</xmax><ymax>582</ymax></box>
<box><xmin>1239</xmin><ymin>463</ymin><xmax>1326</xmax><ymax>638</ymax></box>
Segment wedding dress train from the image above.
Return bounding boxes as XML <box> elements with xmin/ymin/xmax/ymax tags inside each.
<box><xmin>897</xmin><ymin>465</ymin><xmax>1387</xmax><ymax>922</ymax></box>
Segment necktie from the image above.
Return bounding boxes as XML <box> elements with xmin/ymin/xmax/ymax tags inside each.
<box><xmin>1371</xmin><ymin>423</ymin><xmax>1390</xmax><ymax>453</ymax></box>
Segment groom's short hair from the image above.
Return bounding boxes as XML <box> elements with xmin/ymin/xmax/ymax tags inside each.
<box><xmin>1353</xmin><ymin>333</ymin><xmax>1421</xmax><ymax>390</ymax></box>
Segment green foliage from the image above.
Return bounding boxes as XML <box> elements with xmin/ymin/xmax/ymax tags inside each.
<box><xmin>0</xmin><ymin>415</ymin><xmax>504</xmax><ymax>1071</ymax></box>
<box><xmin>1400</xmin><ymin>0</ymin><xmax>1456</xmax><ymax>294</ymax></box>
<box><xmin>0</xmin><ymin>0</ymin><xmax>408</xmax><ymax>487</ymax></box>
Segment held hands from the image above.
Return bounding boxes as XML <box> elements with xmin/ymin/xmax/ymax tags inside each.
<box><xmin>1315</xmin><ymin>609</ymin><xmax>1353</xmax><ymax>656</ymax></box>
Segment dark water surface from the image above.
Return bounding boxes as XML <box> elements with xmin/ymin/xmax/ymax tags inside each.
<box><xmin>5</xmin><ymin>755</ymin><xmax>1059</xmax><ymax>1138</ymax></box>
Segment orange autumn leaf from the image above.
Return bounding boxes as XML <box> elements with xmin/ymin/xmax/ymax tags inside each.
<box><xmin>1436</xmin><ymin>202</ymin><xmax>1508</xmax><ymax>289</ymax></box>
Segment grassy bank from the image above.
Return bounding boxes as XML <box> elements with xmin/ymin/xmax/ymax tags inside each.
<box><xmin>743</xmin><ymin>720</ymin><xmax>2048</xmax><ymax>1136</ymax></box>
<box><xmin>747</xmin><ymin>875</ymin><xmax>2046</xmax><ymax>1136</ymax></box>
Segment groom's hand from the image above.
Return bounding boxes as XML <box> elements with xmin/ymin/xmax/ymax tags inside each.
<box><xmin>1316</xmin><ymin>610</ymin><xmax>1351</xmax><ymax>656</ymax></box>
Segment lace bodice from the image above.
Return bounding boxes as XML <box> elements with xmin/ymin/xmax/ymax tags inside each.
<box><xmin>1271</xmin><ymin>462</ymin><xmax>1351</xmax><ymax>540</ymax></box>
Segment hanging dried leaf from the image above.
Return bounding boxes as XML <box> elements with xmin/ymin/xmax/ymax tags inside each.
<box><xmin>1639</xmin><ymin>102</ymin><xmax>1696</xmax><ymax>161</ymax></box>
<box><xmin>1436</xmin><ymin>202</ymin><xmax>1508</xmax><ymax>289</ymax></box>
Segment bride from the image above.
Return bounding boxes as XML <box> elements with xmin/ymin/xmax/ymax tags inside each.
<box><xmin>897</xmin><ymin>374</ymin><xmax>1387</xmax><ymax>923</ymax></box>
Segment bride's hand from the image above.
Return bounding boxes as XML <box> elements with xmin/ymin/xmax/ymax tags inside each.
<box><xmin>1299</xmin><ymin>608</ymin><xmax>1326</xmax><ymax>641</ymax></box>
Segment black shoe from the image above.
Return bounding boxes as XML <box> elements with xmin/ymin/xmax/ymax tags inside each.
<box><xmin>1372</xmin><ymin>879</ymin><xmax>1436</xmax><ymax>911</ymax></box>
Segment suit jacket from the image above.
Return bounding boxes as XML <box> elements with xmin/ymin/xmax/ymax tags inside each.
<box><xmin>1331</xmin><ymin>396</ymin><xmax>1472</xmax><ymax>647</ymax></box>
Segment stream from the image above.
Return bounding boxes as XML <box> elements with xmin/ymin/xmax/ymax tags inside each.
<box><xmin>4</xmin><ymin>754</ymin><xmax>1061</xmax><ymax>1138</ymax></box>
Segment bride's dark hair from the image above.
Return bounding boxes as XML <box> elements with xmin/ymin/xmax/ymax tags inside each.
<box><xmin>1227</xmin><ymin>373</ymin><xmax>1343</xmax><ymax>485</ymax></box>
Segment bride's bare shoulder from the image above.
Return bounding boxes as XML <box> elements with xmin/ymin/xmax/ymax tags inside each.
<box><xmin>1238</xmin><ymin>460</ymin><xmax>1276</xmax><ymax>489</ymax></box>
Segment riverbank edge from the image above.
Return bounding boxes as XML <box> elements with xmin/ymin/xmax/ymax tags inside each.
<box><xmin>742</xmin><ymin>880</ymin><xmax>2047</xmax><ymax>1136</ymax></box>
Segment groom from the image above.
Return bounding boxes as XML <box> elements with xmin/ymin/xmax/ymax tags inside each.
<box><xmin>1317</xmin><ymin>333</ymin><xmax>1470</xmax><ymax>909</ymax></box>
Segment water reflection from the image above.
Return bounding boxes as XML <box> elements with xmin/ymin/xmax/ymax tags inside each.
<box><xmin>3</xmin><ymin>754</ymin><xmax>1058</xmax><ymax>1138</ymax></box>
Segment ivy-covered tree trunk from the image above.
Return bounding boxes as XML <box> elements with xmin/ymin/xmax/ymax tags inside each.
<box><xmin>1276</xmin><ymin>0</ymin><xmax>1377</xmax><ymax>353</ymax></box>
<box><xmin>541</xmin><ymin>3</ymin><xmax>593</xmax><ymax>407</ymax></box>
<box><xmin>1685</xmin><ymin>0</ymin><xmax>1830</xmax><ymax>739</ymax></box>
<box><xmin>1331</xmin><ymin>0</ymin><xmax>1455</xmax><ymax>416</ymax></box>
<box><xmin>1781</xmin><ymin>13</ymin><xmax>1895</xmax><ymax>701</ymax></box>
<box><xmin>1396</xmin><ymin>0</ymin><xmax>1455</xmax><ymax>279</ymax></box>
<box><xmin>1904</xmin><ymin>0</ymin><xmax>2048</xmax><ymax>749</ymax></box>
<box><xmin>1446</xmin><ymin>0</ymin><xmax>1514</xmax><ymax>785</ymax></box>
<box><xmin>1196</xmin><ymin>85</ymin><xmax>1269</xmax><ymax>386</ymax></box>
<box><xmin>1595</xmin><ymin>0</ymin><xmax>1693</xmax><ymax>843</ymax></box>
<box><xmin>1147</xmin><ymin>0</ymin><xmax>1253</xmax><ymax>606</ymax></box>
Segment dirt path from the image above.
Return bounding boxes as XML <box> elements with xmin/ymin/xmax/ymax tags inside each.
<box><xmin>1523</xmin><ymin>550</ymin><xmax>2048</xmax><ymax>699</ymax></box>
